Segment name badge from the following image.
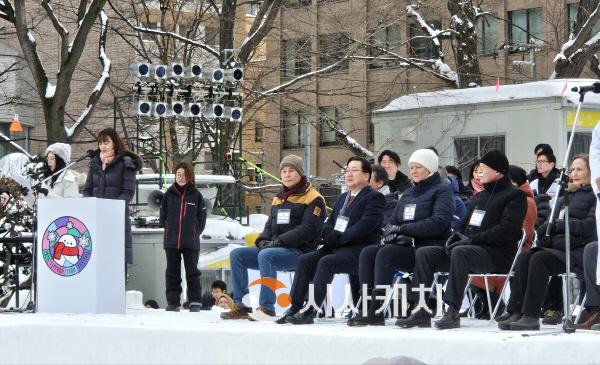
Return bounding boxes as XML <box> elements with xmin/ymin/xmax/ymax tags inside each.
<box><xmin>469</xmin><ymin>209</ymin><xmax>486</xmax><ymax>227</ymax></box>
<box><xmin>334</xmin><ymin>215</ymin><xmax>350</xmax><ymax>233</ymax></box>
<box><xmin>277</xmin><ymin>209</ymin><xmax>291</xmax><ymax>224</ymax></box>
<box><xmin>558</xmin><ymin>209</ymin><xmax>565</xmax><ymax>220</ymax></box>
<box><xmin>403</xmin><ymin>204</ymin><xmax>416</xmax><ymax>221</ymax></box>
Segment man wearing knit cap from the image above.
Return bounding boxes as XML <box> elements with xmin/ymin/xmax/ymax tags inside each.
<box><xmin>224</xmin><ymin>154</ymin><xmax>327</xmax><ymax>321</ymax></box>
<box><xmin>398</xmin><ymin>150</ymin><xmax>527</xmax><ymax>329</ymax></box>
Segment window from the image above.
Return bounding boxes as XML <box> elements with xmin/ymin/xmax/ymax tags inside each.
<box><xmin>476</xmin><ymin>16</ymin><xmax>498</xmax><ymax>55</ymax></box>
<box><xmin>319</xmin><ymin>105</ymin><xmax>350</xmax><ymax>146</ymax></box>
<box><xmin>567</xmin><ymin>132</ymin><xmax>592</xmax><ymax>157</ymax></box>
<box><xmin>255</xmin><ymin>122</ymin><xmax>264</xmax><ymax>142</ymax></box>
<box><xmin>367</xmin><ymin>102</ymin><xmax>384</xmax><ymax>145</ymax></box>
<box><xmin>285</xmin><ymin>0</ymin><xmax>311</xmax><ymax>7</ymax></box>
<box><xmin>281</xmin><ymin>38</ymin><xmax>311</xmax><ymax>77</ymax></box>
<box><xmin>567</xmin><ymin>4</ymin><xmax>600</xmax><ymax>34</ymax></box>
<box><xmin>246</xmin><ymin>1</ymin><xmax>262</xmax><ymax>16</ymax></box>
<box><xmin>508</xmin><ymin>8</ymin><xmax>543</xmax><ymax>50</ymax></box>
<box><xmin>409</xmin><ymin>21</ymin><xmax>441</xmax><ymax>59</ymax></box>
<box><xmin>368</xmin><ymin>25</ymin><xmax>401</xmax><ymax>69</ymax></box>
<box><xmin>282</xmin><ymin>111</ymin><xmax>308</xmax><ymax>148</ymax></box>
<box><xmin>319</xmin><ymin>33</ymin><xmax>349</xmax><ymax>72</ymax></box>
<box><xmin>454</xmin><ymin>135</ymin><xmax>505</xmax><ymax>180</ymax></box>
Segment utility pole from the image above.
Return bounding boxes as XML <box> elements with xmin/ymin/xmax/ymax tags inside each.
<box><xmin>304</xmin><ymin>122</ymin><xmax>311</xmax><ymax>177</ymax></box>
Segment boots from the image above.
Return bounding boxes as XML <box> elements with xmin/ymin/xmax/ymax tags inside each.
<box><xmin>286</xmin><ymin>307</ymin><xmax>316</xmax><ymax>325</ymax></box>
<box><xmin>509</xmin><ymin>315</ymin><xmax>540</xmax><ymax>331</ymax></box>
<box><xmin>395</xmin><ymin>308</ymin><xmax>432</xmax><ymax>328</ymax></box>
<box><xmin>275</xmin><ymin>306</ymin><xmax>300</xmax><ymax>324</ymax></box>
<box><xmin>348</xmin><ymin>289</ymin><xmax>386</xmax><ymax>327</ymax></box>
<box><xmin>497</xmin><ymin>313</ymin><xmax>522</xmax><ymax>330</ymax></box>
<box><xmin>434</xmin><ymin>306</ymin><xmax>460</xmax><ymax>330</ymax></box>
<box><xmin>577</xmin><ymin>307</ymin><xmax>600</xmax><ymax>330</ymax></box>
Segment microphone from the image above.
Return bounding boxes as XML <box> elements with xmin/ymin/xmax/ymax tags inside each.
<box><xmin>571</xmin><ymin>82</ymin><xmax>600</xmax><ymax>93</ymax></box>
<box><xmin>74</xmin><ymin>149</ymin><xmax>97</xmax><ymax>163</ymax></box>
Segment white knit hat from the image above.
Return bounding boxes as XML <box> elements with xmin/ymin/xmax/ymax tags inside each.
<box><xmin>45</xmin><ymin>143</ymin><xmax>71</xmax><ymax>164</ymax></box>
<box><xmin>408</xmin><ymin>149</ymin><xmax>439</xmax><ymax>175</ymax></box>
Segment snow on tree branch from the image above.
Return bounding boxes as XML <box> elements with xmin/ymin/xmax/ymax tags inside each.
<box><xmin>65</xmin><ymin>10</ymin><xmax>111</xmax><ymax>139</ymax></box>
<box><xmin>326</xmin><ymin>121</ymin><xmax>373</xmax><ymax>160</ymax></box>
<box><xmin>109</xmin><ymin>1</ymin><xmax>220</xmax><ymax>58</ymax></box>
<box><xmin>239</xmin><ymin>0</ymin><xmax>282</xmax><ymax>63</ymax></box>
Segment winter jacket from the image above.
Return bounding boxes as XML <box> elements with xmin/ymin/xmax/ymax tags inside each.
<box><xmin>471</xmin><ymin>182</ymin><xmax>537</xmax><ymax>293</ymax></box>
<box><xmin>323</xmin><ymin>186</ymin><xmax>385</xmax><ymax>247</ymax></box>
<box><xmin>83</xmin><ymin>154</ymin><xmax>139</xmax><ymax>264</ymax></box>
<box><xmin>378</xmin><ymin>184</ymin><xmax>399</xmax><ymax>226</ymax></box>
<box><xmin>389</xmin><ymin>170</ymin><xmax>412</xmax><ymax>195</ymax></box>
<box><xmin>388</xmin><ymin>172</ymin><xmax>454</xmax><ymax>247</ymax></box>
<box><xmin>460</xmin><ymin>175</ymin><xmax>527</xmax><ymax>270</ymax></box>
<box><xmin>160</xmin><ymin>182</ymin><xmax>208</xmax><ymax>250</ymax></box>
<box><xmin>43</xmin><ymin>169</ymin><xmax>80</xmax><ymax>199</ymax></box>
<box><xmin>448</xmin><ymin>176</ymin><xmax>467</xmax><ymax>230</ymax></box>
<box><xmin>530</xmin><ymin>168</ymin><xmax>561</xmax><ymax>195</ymax></box>
<box><xmin>537</xmin><ymin>184</ymin><xmax>597</xmax><ymax>256</ymax></box>
<box><xmin>257</xmin><ymin>182</ymin><xmax>326</xmax><ymax>253</ymax></box>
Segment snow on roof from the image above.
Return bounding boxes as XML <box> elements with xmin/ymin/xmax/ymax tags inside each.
<box><xmin>376</xmin><ymin>79</ymin><xmax>600</xmax><ymax>114</ymax></box>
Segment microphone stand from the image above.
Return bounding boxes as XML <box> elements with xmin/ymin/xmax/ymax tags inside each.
<box><xmin>545</xmin><ymin>90</ymin><xmax>587</xmax><ymax>334</ymax></box>
<box><xmin>28</xmin><ymin>153</ymin><xmax>91</xmax><ymax>313</ymax></box>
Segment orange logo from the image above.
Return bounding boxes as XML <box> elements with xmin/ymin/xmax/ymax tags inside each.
<box><xmin>247</xmin><ymin>278</ymin><xmax>291</xmax><ymax>307</ymax></box>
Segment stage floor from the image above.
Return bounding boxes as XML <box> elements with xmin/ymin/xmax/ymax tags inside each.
<box><xmin>1</xmin><ymin>308</ymin><xmax>598</xmax><ymax>364</ymax></box>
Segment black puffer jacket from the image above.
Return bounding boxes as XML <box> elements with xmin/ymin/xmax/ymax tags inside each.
<box><xmin>460</xmin><ymin>175</ymin><xmax>527</xmax><ymax>270</ymax></box>
<box><xmin>388</xmin><ymin>172</ymin><xmax>454</xmax><ymax>247</ymax></box>
<box><xmin>389</xmin><ymin>170</ymin><xmax>412</xmax><ymax>195</ymax></box>
<box><xmin>537</xmin><ymin>184</ymin><xmax>597</xmax><ymax>253</ymax></box>
<box><xmin>83</xmin><ymin>153</ymin><xmax>139</xmax><ymax>264</ymax></box>
<box><xmin>160</xmin><ymin>182</ymin><xmax>207</xmax><ymax>250</ymax></box>
<box><xmin>257</xmin><ymin>182</ymin><xmax>327</xmax><ymax>253</ymax></box>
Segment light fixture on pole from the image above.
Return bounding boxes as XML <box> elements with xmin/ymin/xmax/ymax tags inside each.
<box><xmin>9</xmin><ymin>114</ymin><xmax>23</xmax><ymax>132</ymax></box>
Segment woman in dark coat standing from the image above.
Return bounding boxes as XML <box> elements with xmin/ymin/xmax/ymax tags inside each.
<box><xmin>350</xmin><ymin>149</ymin><xmax>454</xmax><ymax>327</ymax></box>
<box><xmin>83</xmin><ymin>128</ymin><xmax>142</xmax><ymax>265</ymax></box>
<box><xmin>160</xmin><ymin>162</ymin><xmax>207</xmax><ymax>312</ymax></box>
<box><xmin>498</xmin><ymin>154</ymin><xmax>597</xmax><ymax>331</ymax></box>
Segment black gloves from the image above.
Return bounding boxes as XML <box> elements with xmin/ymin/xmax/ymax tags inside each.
<box><xmin>445</xmin><ymin>232</ymin><xmax>471</xmax><ymax>254</ymax></box>
<box><xmin>20</xmin><ymin>186</ymin><xmax>29</xmax><ymax>196</ymax></box>
<box><xmin>384</xmin><ymin>234</ymin><xmax>414</xmax><ymax>246</ymax></box>
<box><xmin>534</xmin><ymin>194</ymin><xmax>551</xmax><ymax>204</ymax></box>
<box><xmin>256</xmin><ymin>240</ymin><xmax>281</xmax><ymax>249</ymax></box>
<box><xmin>382</xmin><ymin>224</ymin><xmax>402</xmax><ymax>237</ymax></box>
<box><xmin>38</xmin><ymin>187</ymin><xmax>48</xmax><ymax>197</ymax></box>
<box><xmin>322</xmin><ymin>231</ymin><xmax>340</xmax><ymax>251</ymax></box>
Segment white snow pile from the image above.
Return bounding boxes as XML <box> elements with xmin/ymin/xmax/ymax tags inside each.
<box><xmin>202</xmin><ymin>213</ymin><xmax>268</xmax><ymax>240</ymax></box>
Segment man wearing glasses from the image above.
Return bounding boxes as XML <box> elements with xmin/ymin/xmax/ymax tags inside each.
<box><xmin>277</xmin><ymin>156</ymin><xmax>386</xmax><ymax>324</ymax></box>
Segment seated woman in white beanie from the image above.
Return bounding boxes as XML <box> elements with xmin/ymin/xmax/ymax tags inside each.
<box><xmin>42</xmin><ymin>142</ymin><xmax>80</xmax><ymax>198</ymax></box>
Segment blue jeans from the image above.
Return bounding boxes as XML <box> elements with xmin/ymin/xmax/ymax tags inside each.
<box><xmin>230</xmin><ymin>246</ymin><xmax>303</xmax><ymax>311</ymax></box>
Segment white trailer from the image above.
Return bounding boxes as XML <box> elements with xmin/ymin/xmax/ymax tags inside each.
<box><xmin>373</xmin><ymin>79</ymin><xmax>600</xmax><ymax>178</ymax></box>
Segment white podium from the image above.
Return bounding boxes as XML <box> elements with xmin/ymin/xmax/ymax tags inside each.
<box><xmin>36</xmin><ymin>198</ymin><xmax>125</xmax><ymax>313</ymax></box>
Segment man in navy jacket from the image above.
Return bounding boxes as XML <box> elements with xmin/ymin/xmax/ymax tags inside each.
<box><xmin>277</xmin><ymin>157</ymin><xmax>386</xmax><ymax>325</ymax></box>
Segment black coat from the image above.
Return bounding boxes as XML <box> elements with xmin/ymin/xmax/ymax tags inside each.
<box><xmin>530</xmin><ymin>168</ymin><xmax>560</xmax><ymax>195</ymax></box>
<box><xmin>159</xmin><ymin>182</ymin><xmax>207</xmax><ymax>250</ymax></box>
<box><xmin>323</xmin><ymin>186</ymin><xmax>385</xmax><ymax>247</ymax></box>
<box><xmin>460</xmin><ymin>175</ymin><xmax>527</xmax><ymax>270</ymax></box>
<box><xmin>257</xmin><ymin>183</ymin><xmax>327</xmax><ymax>253</ymax></box>
<box><xmin>389</xmin><ymin>170</ymin><xmax>412</xmax><ymax>195</ymax></box>
<box><xmin>537</xmin><ymin>184</ymin><xmax>597</xmax><ymax>255</ymax></box>
<box><xmin>83</xmin><ymin>154</ymin><xmax>138</xmax><ymax>264</ymax></box>
<box><xmin>388</xmin><ymin>172</ymin><xmax>454</xmax><ymax>247</ymax></box>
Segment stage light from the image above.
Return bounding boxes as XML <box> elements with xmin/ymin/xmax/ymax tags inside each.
<box><xmin>224</xmin><ymin>106</ymin><xmax>243</xmax><ymax>122</ymax></box>
<box><xmin>224</xmin><ymin>68</ymin><xmax>244</xmax><ymax>82</ymax></box>
<box><xmin>204</xmin><ymin>104</ymin><xmax>224</xmax><ymax>118</ymax></box>
<box><xmin>169</xmin><ymin>101</ymin><xmax>185</xmax><ymax>117</ymax></box>
<box><xmin>186</xmin><ymin>64</ymin><xmax>202</xmax><ymax>79</ymax></box>
<box><xmin>137</xmin><ymin>100</ymin><xmax>153</xmax><ymax>116</ymax></box>
<box><xmin>186</xmin><ymin>103</ymin><xmax>202</xmax><ymax>117</ymax></box>
<box><xmin>202</xmin><ymin>68</ymin><xmax>224</xmax><ymax>83</ymax></box>
<box><xmin>154</xmin><ymin>102</ymin><xmax>168</xmax><ymax>117</ymax></box>
<box><xmin>152</xmin><ymin>64</ymin><xmax>168</xmax><ymax>80</ymax></box>
<box><xmin>129</xmin><ymin>63</ymin><xmax>151</xmax><ymax>78</ymax></box>
<box><xmin>169</xmin><ymin>63</ymin><xmax>185</xmax><ymax>78</ymax></box>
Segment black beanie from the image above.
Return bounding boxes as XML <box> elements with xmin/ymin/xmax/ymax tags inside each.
<box><xmin>508</xmin><ymin>165</ymin><xmax>527</xmax><ymax>186</ymax></box>
<box><xmin>479</xmin><ymin>150</ymin><xmax>509</xmax><ymax>175</ymax></box>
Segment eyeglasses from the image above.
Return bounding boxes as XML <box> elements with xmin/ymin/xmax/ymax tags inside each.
<box><xmin>345</xmin><ymin>169</ymin><xmax>365</xmax><ymax>175</ymax></box>
<box><xmin>536</xmin><ymin>160</ymin><xmax>549</xmax><ymax>165</ymax></box>
<box><xmin>175</xmin><ymin>173</ymin><xmax>186</xmax><ymax>178</ymax></box>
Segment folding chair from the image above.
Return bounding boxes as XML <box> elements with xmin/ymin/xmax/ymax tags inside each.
<box><xmin>465</xmin><ymin>228</ymin><xmax>528</xmax><ymax>324</ymax></box>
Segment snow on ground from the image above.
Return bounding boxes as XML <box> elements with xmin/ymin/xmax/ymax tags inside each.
<box><xmin>1</xmin><ymin>308</ymin><xmax>598</xmax><ymax>364</ymax></box>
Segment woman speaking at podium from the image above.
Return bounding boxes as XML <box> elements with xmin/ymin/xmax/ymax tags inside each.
<box><xmin>42</xmin><ymin>142</ymin><xmax>80</xmax><ymax>198</ymax></box>
<box><xmin>83</xmin><ymin>128</ymin><xmax>142</xmax><ymax>265</ymax></box>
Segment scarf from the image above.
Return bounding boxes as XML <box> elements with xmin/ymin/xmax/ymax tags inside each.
<box><xmin>279</xmin><ymin>176</ymin><xmax>308</xmax><ymax>200</ymax></box>
<box><xmin>100</xmin><ymin>150</ymin><xmax>115</xmax><ymax>170</ymax></box>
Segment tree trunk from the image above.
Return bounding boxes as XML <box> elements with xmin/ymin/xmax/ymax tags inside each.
<box><xmin>448</xmin><ymin>0</ymin><xmax>482</xmax><ymax>88</ymax></box>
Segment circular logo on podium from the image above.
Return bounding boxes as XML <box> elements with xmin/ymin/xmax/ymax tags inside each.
<box><xmin>42</xmin><ymin>216</ymin><xmax>92</xmax><ymax>276</ymax></box>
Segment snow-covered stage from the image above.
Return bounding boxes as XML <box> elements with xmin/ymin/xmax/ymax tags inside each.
<box><xmin>1</xmin><ymin>308</ymin><xmax>598</xmax><ymax>364</ymax></box>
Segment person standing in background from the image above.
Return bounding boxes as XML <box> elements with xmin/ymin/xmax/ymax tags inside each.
<box><xmin>42</xmin><ymin>142</ymin><xmax>80</xmax><ymax>198</ymax></box>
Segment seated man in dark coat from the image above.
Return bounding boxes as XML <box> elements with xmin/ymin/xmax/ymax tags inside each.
<box><xmin>276</xmin><ymin>156</ymin><xmax>386</xmax><ymax>325</ymax></box>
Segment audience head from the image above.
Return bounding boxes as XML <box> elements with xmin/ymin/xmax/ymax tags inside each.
<box><xmin>508</xmin><ymin>165</ymin><xmax>527</xmax><ymax>187</ymax></box>
<box><xmin>369</xmin><ymin>164</ymin><xmax>388</xmax><ymax>191</ymax></box>
<box><xmin>534</xmin><ymin>143</ymin><xmax>553</xmax><ymax>156</ymax></box>
<box><xmin>377</xmin><ymin>150</ymin><xmax>401</xmax><ymax>180</ymax></box>
<box><xmin>279</xmin><ymin>154</ymin><xmax>304</xmax><ymax>188</ymax></box>
<box><xmin>446</xmin><ymin>165</ymin><xmax>462</xmax><ymax>180</ymax></box>
<box><xmin>479</xmin><ymin>150</ymin><xmax>509</xmax><ymax>184</ymax></box>
<box><xmin>174</xmin><ymin>162</ymin><xmax>194</xmax><ymax>187</ymax></box>
<box><xmin>408</xmin><ymin>149</ymin><xmax>439</xmax><ymax>183</ymax></box>
<box><xmin>144</xmin><ymin>299</ymin><xmax>159</xmax><ymax>309</ymax></box>
<box><xmin>570</xmin><ymin>154</ymin><xmax>591</xmax><ymax>186</ymax></box>
<box><xmin>345</xmin><ymin>156</ymin><xmax>372</xmax><ymax>191</ymax></box>
<box><xmin>211</xmin><ymin>280</ymin><xmax>227</xmax><ymax>300</ymax></box>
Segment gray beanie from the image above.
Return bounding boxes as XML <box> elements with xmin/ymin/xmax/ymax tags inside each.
<box><xmin>279</xmin><ymin>154</ymin><xmax>305</xmax><ymax>176</ymax></box>
<box><xmin>45</xmin><ymin>142</ymin><xmax>71</xmax><ymax>164</ymax></box>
